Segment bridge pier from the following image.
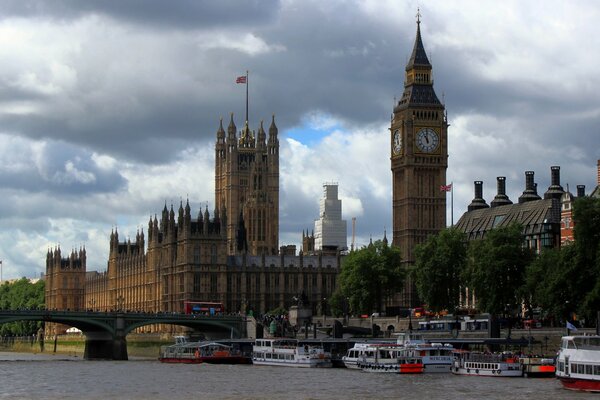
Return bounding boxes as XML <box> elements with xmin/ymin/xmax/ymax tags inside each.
<box><xmin>83</xmin><ymin>331</ymin><xmax>128</xmax><ymax>360</ymax></box>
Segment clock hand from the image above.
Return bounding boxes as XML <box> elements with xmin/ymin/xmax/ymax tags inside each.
<box><xmin>425</xmin><ymin>133</ymin><xmax>429</xmax><ymax>144</ymax></box>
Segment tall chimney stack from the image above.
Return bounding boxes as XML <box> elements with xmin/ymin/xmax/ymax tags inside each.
<box><xmin>468</xmin><ymin>181</ymin><xmax>489</xmax><ymax>212</ymax></box>
<box><xmin>491</xmin><ymin>176</ymin><xmax>513</xmax><ymax>208</ymax></box>
<box><xmin>544</xmin><ymin>166</ymin><xmax>564</xmax><ymax>200</ymax></box>
<box><xmin>519</xmin><ymin>171</ymin><xmax>542</xmax><ymax>204</ymax></box>
<box><xmin>577</xmin><ymin>185</ymin><xmax>586</xmax><ymax>198</ymax></box>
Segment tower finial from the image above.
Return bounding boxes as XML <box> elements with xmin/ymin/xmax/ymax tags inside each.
<box><xmin>416</xmin><ymin>7</ymin><xmax>421</xmax><ymax>25</ymax></box>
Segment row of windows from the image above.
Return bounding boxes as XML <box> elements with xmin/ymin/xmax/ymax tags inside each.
<box><xmin>465</xmin><ymin>362</ymin><xmax>500</xmax><ymax>370</ymax></box>
<box><xmin>560</xmin><ymin>362</ymin><xmax>600</xmax><ymax>376</ymax></box>
<box><xmin>253</xmin><ymin>352</ymin><xmax>295</xmax><ymax>361</ymax></box>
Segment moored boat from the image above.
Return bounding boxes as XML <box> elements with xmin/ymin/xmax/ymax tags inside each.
<box><xmin>556</xmin><ymin>335</ymin><xmax>600</xmax><ymax>392</ymax></box>
<box><xmin>519</xmin><ymin>356</ymin><xmax>555</xmax><ymax>377</ymax></box>
<box><xmin>402</xmin><ymin>342</ymin><xmax>454</xmax><ymax>373</ymax></box>
<box><xmin>252</xmin><ymin>338</ymin><xmax>332</xmax><ymax>368</ymax></box>
<box><xmin>355</xmin><ymin>344</ymin><xmax>423</xmax><ymax>374</ymax></box>
<box><xmin>342</xmin><ymin>342</ymin><xmax>376</xmax><ymax>370</ymax></box>
<box><xmin>159</xmin><ymin>341</ymin><xmax>251</xmax><ymax>364</ymax></box>
<box><xmin>452</xmin><ymin>351</ymin><xmax>522</xmax><ymax>377</ymax></box>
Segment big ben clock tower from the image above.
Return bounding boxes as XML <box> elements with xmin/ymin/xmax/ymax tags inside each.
<box><xmin>391</xmin><ymin>14</ymin><xmax>448</xmax><ymax>307</ymax></box>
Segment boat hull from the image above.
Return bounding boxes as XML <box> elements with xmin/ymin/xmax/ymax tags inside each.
<box><xmin>358</xmin><ymin>362</ymin><xmax>424</xmax><ymax>374</ymax></box>
<box><xmin>159</xmin><ymin>357</ymin><xmax>202</xmax><ymax>364</ymax></box>
<box><xmin>252</xmin><ymin>359</ymin><xmax>331</xmax><ymax>368</ymax></box>
<box><xmin>451</xmin><ymin>366</ymin><xmax>522</xmax><ymax>377</ymax></box>
<box><xmin>159</xmin><ymin>356</ymin><xmax>251</xmax><ymax>364</ymax></box>
<box><xmin>559</xmin><ymin>377</ymin><xmax>600</xmax><ymax>392</ymax></box>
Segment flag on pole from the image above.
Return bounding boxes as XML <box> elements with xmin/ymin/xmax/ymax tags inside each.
<box><xmin>440</xmin><ymin>183</ymin><xmax>453</xmax><ymax>192</ymax></box>
<box><xmin>236</xmin><ymin>76</ymin><xmax>247</xmax><ymax>84</ymax></box>
<box><xmin>566</xmin><ymin>321</ymin><xmax>578</xmax><ymax>332</ymax></box>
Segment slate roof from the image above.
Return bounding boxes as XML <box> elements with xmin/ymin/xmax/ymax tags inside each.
<box><xmin>454</xmin><ymin>198</ymin><xmax>561</xmax><ymax>240</ymax></box>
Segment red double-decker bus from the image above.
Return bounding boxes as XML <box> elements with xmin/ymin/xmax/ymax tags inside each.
<box><xmin>184</xmin><ymin>301</ymin><xmax>224</xmax><ymax>316</ymax></box>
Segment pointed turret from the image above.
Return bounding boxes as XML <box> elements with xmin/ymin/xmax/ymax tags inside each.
<box><xmin>203</xmin><ymin>206</ymin><xmax>210</xmax><ymax>235</ymax></box>
<box><xmin>227</xmin><ymin>113</ymin><xmax>237</xmax><ymax>142</ymax></box>
<box><xmin>268</xmin><ymin>114</ymin><xmax>279</xmax><ymax>145</ymax></box>
<box><xmin>257</xmin><ymin>120</ymin><xmax>266</xmax><ymax>150</ymax></box>
<box><xmin>178</xmin><ymin>200</ymin><xmax>184</xmax><ymax>229</ymax></box>
<box><xmin>395</xmin><ymin>13</ymin><xmax>441</xmax><ymax>111</ymax></box>
<box><xmin>406</xmin><ymin>13</ymin><xmax>431</xmax><ymax>71</ymax></box>
<box><xmin>216</xmin><ymin>116</ymin><xmax>225</xmax><ymax>143</ymax></box>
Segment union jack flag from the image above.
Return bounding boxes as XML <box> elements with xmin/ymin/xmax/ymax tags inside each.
<box><xmin>440</xmin><ymin>184</ymin><xmax>452</xmax><ymax>192</ymax></box>
<box><xmin>236</xmin><ymin>76</ymin><xmax>247</xmax><ymax>84</ymax></box>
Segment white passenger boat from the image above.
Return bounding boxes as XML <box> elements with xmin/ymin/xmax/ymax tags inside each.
<box><xmin>356</xmin><ymin>344</ymin><xmax>403</xmax><ymax>373</ymax></box>
<box><xmin>353</xmin><ymin>344</ymin><xmax>422</xmax><ymax>373</ymax></box>
<box><xmin>403</xmin><ymin>342</ymin><xmax>454</xmax><ymax>373</ymax></box>
<box><xmin>252</xmin><ymin>338</ymin><xmax>332</xmax><ymax>368</ymax></box>
<box><xmin>452</xmin><ymin>351</ymin><xmax>522</xmax><ymax>377</ymax></box>
<box><xmin>342</xmin><ymin>342</ymin><xmax>377</xmax><ymax>370</ymax></box>
<box><xmin>556</xmin><ymin>335</ymin><xmax>600</xmax><ymax>392</ymax></box>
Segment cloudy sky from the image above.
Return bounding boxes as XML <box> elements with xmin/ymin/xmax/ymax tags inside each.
<box><xmin>0</xmin><ymin>0</ymin><xmax>598</xmax><ymax>279</ymax></box>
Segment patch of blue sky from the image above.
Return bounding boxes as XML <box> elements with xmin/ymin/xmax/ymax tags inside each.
<box><xmin>283</xmin><ymin>113</ymin><xmax>343</xmax><ymax>146</ymax></box>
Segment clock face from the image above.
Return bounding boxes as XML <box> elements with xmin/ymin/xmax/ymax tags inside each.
<box><xmin>392</xmin><ymin>129</ymin><xmax>402</xmax><ymax>155</ymax></box>
<box><xmin>416</xmin><ymin>128</ymin><xmax>439</xmax><ymax>153</ymax></box>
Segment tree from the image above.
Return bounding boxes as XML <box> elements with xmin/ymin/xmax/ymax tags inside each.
<box><xmin>0</xmin><ymin>278</ymin><xmax>45</xmax><ymax>336</ymax></box>
<box><xmin>573</xmin><ymin>196</ymin><xmax>600</xmax><ymax>322</ymax></box>
<box><xmin>335</xmin><ymin>240</ymin><xmax>404</xmax><ymax>315</ymax></box>
<box><xmin>414</xmin><ymin>228</ymin><xmax>467</xmax><ymax>313</ymax></box>
<box><xmin>465</xmin><ymin>223</ymin><xmax>534</xmax><ymax>316</ymax></box>
<box><xmin>524</xmin><ymin>245</ymin><xmax>579</xmax><ymax>323</ymax></box>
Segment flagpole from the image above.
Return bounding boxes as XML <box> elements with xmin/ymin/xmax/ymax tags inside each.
<box><xmin>245</xmin><ymin>70</ymin><xmax>249</xmax><ymax>123</ymax></box>
<box><xmin>451</xmin><ymin>181</ymin><xmax>454</xmax><ymax>226</ymax></box>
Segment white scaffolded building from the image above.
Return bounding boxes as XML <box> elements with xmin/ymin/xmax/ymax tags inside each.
<box><xmin>314</xmin><ymin>183</ymin><xmax>347</xmax><ymax>251</ymax></box>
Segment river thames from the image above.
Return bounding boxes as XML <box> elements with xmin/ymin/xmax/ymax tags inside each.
<box><xmin>0</xmin><ymin>352</ymin><xmax>590</xmax><ymax>400</ymax></box>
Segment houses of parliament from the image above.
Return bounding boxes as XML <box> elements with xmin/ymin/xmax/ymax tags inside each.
<box><xmin>45</xmin><ymin>115</ymin><xmax>342</xmax><ymax>330</ymax></box>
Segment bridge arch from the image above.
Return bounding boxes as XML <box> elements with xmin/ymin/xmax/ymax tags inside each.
<box><xmin>0</xmin><ymin>310</ymin><xmax>245</xmax><ymax>360</ymax></box>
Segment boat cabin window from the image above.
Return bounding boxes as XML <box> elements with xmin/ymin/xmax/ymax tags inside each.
<box><xmin>562</xmin><ymin>339</ymin><xmax>576</xmax><ymax>349</ymax></box>
<box><xmin>574</xmin><ymin>336</ymin><xmax>600</xmax><ymax>349</ymax></box>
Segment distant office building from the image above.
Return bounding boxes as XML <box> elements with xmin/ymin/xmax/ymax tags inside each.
<box><xmin>314</xmin><ymin>183</ymin><xmax>347</xmax><ymax>253</ymax></box>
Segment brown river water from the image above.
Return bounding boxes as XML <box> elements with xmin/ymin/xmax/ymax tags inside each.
<box><xmin>0</xmin><ymin>352</ymin><xmax>590</xmax><ymax>400</ymax></box>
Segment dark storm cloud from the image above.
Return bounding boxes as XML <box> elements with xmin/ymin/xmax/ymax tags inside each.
<box><xmin>0</xmin><ymin>0</ymin><xmax>281</xmax><ymax>29</ymax></box>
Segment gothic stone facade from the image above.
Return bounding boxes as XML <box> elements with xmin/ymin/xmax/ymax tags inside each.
<box><xmin>45</xmin><ymin>116</ymin><xmax>339</xmax><ymax>330</ymax></box>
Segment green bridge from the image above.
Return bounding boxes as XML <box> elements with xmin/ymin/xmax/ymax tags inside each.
<box><xmin>0</xmin><ymin>310</ymin><xmax>246</xmax><ymax>360</ymax></box>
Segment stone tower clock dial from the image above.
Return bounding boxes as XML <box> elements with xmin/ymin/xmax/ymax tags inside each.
<box><xmin>415</xmin><ymin>128</ymin><xmax>439</xmax><ymax>153</ymax></box>
<box><xmin>392</xmin><ymin>129</ymin><xmax>402</xmax><ymax>155</ymax></box>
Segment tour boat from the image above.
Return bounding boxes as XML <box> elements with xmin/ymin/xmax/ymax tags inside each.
<box><xmin>355</xmin><ymin>344</ymin><xmax>423</xmax><ymax>374</ymax></box>
<box><xmin>159</xmin><ymin>341</ymin><xmax>251</xmax><ymax>364</ymax></box>
<box><xmin>452</xmin><ymin>351</ymin><xmax>522</xmax><ymax>377</ymax></box>
<box><xmin>556</xmin><ymin>335</ymin><xmax>600</xmax><ymax>392</ymax></box>
<box><xmin>252</xmin><ymin>338</ymin><xmax>332</xmax><ymax>368</ymax></box>
<box><xmin>402</xmin><ymin>342</ymin><xmax>454</xmax><ymax>373</ymax></box>
<box><xmin>342</xmin><ymin>342</ymin><xmax>393</xmax><ymax>369</ymax></box>
<box><xmin>519</xmin><ymin>356</ymin><xmax>555</xmax><ymax>377</ymax></box>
